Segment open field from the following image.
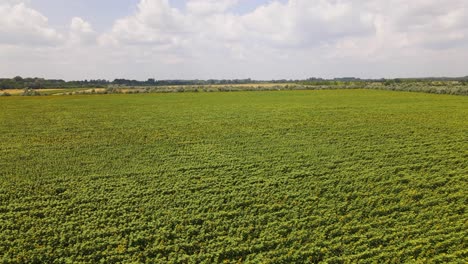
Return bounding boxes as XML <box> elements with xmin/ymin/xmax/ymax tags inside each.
<box><xmin>0</xmin><ymin>90</ymin><xmax>467</xmax><ymax>263</ymax></box>
<box><xmin>0</xmin><ymin>88</ymin><xmax>64</xmax><ymax>95</ymax></box>
<box><xmin>148</xmin><ymin>83</ymin><xmax>292</xmax><ymax>89</ymax></box>
<box><xmin>0</xmin><ymin>88</ymin><xmax>94</xmax><ymax>96</ymax></box>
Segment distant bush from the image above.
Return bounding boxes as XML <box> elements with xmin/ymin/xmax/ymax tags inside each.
<box><xmin>4</xmin><ymin>81</ymin><xmax>466</xmax><ymax>97</ymax></box>
<box><xmin>21</xmin><ymin>89</ymin><xmax>41</xmax><ymax>96</ymax></box>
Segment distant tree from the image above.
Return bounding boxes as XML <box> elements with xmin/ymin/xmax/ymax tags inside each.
<box><xmin>0</xmin><ymin>79</ymin><xmax>18</xmax><ymax>89</ymax></box>
<box><xmin>384</xmin><ymin>80</ymin><xmax>394</xmax><ymax>86</ymax></box>
<box><xmin>27</xmin><ymin>78</ymin><xmax>44</xmax><ymax>89</ymax></box>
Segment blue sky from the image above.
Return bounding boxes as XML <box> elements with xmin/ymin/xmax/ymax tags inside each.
<box><xmin>1</xmin><ymin>0</ymin><xmax>468</xmax><ymax>80</ymax></box>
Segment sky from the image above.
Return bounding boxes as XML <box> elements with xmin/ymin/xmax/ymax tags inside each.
<box><xmin>1</xmin><ymin>0</ymin><xmax>468</xmax><ymax>80</ymax></box>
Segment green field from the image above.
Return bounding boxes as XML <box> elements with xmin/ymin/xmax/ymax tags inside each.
<box><xmin>0</xmin><ymin>90</ymin><xmax>467</xmax><ymax>263</ymax></box>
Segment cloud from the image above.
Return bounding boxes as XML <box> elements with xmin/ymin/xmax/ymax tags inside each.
<box><xmin>98</xmin><ymin>0</ymin><xmax>380</xmax><ymax>67</ymax></box>
<box><xmin>69</xmin><ymin>17</ymin><xmax>97</xmax><ymax>45</ymax></box>
<box><xmin>0</xmin><ymin>2</ymin><xmax>63</xmax><ymax>46</ymax></box>
<box><xmin>0</xmin><ymin>2</ymin><xmax>97</xmax><ymax>47</ymax></box>
<box><xmin>186</xmin><ymin>0</ymin><xmax>239</xmax><ymax>15</ymax></box>
<box><xmin>94</xmin><ymin>0</ymin><xmax>468</xmax><ymax>56</ymax></box>
<box><xmin>2</xmin><ymin>0</ymin><xmax>468</xmax><ymax>80</ymax></box>
<box><xmin>238</xmin><ymin>0</ymin><xmax>375</xmax><ymax>48</ymax></box>
<box><xmin>102</xmin><ymin>0</ymin><xmax>376</xmax><ymax>49</ymax></box>
<box><xmin>99</xmin><ymin>0</ymin><xmax>187</xmax><ymax>46</ymax></box>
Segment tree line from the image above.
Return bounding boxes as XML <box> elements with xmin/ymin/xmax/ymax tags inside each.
<box><xmin>0</xmin><ymin>77</ymin><xmax>261</xmax><ymax>89</ymax></box>
<box><xmin>1</xmin><ymin>76</ymin><xmax>468</xmax><ymax>90</ymax></box>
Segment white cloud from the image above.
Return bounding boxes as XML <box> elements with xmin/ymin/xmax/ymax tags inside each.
<box><xmin>2</xmin><ymin>0</ymin><xmax>468</xmax><ymax>80</ymax></box>
<box><xmin>99</xmin><ymin>0</ymin><xmax>187</xmax><ymax>46</ymax></box>
<box><xmin>69</xmin><ymin>17</ymin><xmax>97</xmax><ymax>45</ymax></box>
<box><xmin>238</xmin><ymin>0</ymin><xmax>375</xmax><ymax>48</ymax></box>
<box><xmin>98</xmin><ymin>0</ymin><xmax>378</xmax><ymax>66</ymax></box>
<box><xmin>186</xmin><ymin>0</ymin><xmax>238</xmax><ymax>15</ymax></box>
<box><xmin>0</xmin><ymin>2</ymin><xmax>63</xmax><ymax>46</ymax></box>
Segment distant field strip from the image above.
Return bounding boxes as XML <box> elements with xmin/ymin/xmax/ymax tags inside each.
<box><xmin>2</xmin><ymin>82</ymin><xmax>467</xmax><ymax>96</ymax></box>
<box><xmin>0</xmin><ymin>90</ymin><xmax>467</xmax><ymax>263</ymax></box>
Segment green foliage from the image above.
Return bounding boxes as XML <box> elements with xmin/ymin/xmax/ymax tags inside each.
<box><xmin>21</xmin><ymin>89</ymin><xmax>42</xmax><ymax>96</ymax></box>
<box><xmin>0</xmin><ymin>90</ymin><xmax>467</xmax><ymax>263</ymax></box>
<box><xmin>2</xmin><ymin>76</ymin><xmax>468</xmax><ymax>96</ymax></box>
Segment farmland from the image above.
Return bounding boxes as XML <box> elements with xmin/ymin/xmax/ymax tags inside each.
<box><xmin>1</xmin><ymin>78</ymin><xmax>468</xmax><ymax>96</ymax></box>
<box><xmin>0</xmin><ymin>90</ymin><xmax>467</xmax><ymax>263</ymax></box>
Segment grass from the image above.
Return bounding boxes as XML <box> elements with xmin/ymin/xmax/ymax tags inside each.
<box><xmin>0</xmin><ymin>88</ymin><xmax>94</xmax><ymax>96</ymax></box>
<box><xmin>0</xmin><ymin>88</ymin><xmax>64</xmax><ymax>95</ymax></box>
<box><xmin>0</xmin><ymin>90</ymin><xmax>467</xmax><ymax>263</ymax></box>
